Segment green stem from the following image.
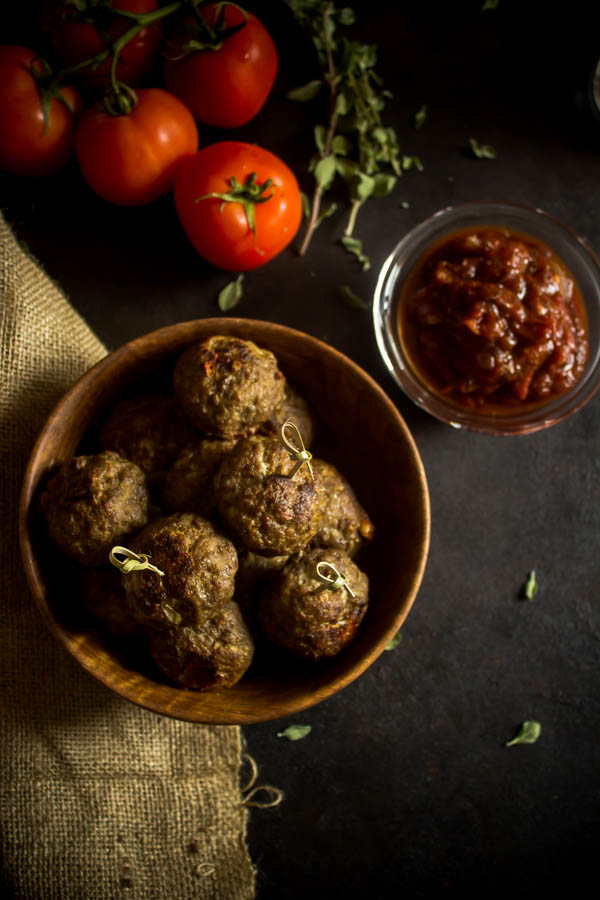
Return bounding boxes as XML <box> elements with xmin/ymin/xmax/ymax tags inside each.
<box><xmin>298</xmin><ymin>1</ymin><xmax>338</xmax><ymax>257</ymax></box>
<box><xmin>344</xmin><ymin>199</ymin><xmax>361</xmax><ymax>237</ymax></box>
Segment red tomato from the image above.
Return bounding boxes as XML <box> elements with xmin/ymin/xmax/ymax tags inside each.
<box><xmin>174</xmin><ymin>142</ymin><xmax>302</xmax><ymax>271</ymax></box>
<box><xmin>164</xmin><ymin>3</ymin><xmax>278</xmax><ymax>128</ymax></box>
<box><xmin>50</xmin><ymin>0</ymin><xmax>161</xmax><ymax>87</ymax></box>
<box><xmin>75</xmin><ymin>88</ymin><xmax>198</xmax><ymax>206</ymax></box>
<box><xmin>0</xmin><ymin>45</ymin><xmax>81</xmax><ymax>177</ymax></box>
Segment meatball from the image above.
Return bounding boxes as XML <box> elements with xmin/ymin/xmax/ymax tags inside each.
<box><xmin>173</xmin><ymin>335</ymin><xmax>286</xmax><ymax>438</ymax></box>
<box><xmin>312</xmin><ymin>460</ymin><xmax>374</xmax><ymax>558</ymax></box>
<box><xmin>214</xmin><ymin>435</ymin><xmax>321</xmax><ymax>555</ymax></box>
<box><xmin>123</xmin><ymin>513</ymin><xmax>238</xmax><ymax>630</ymax></box>
<box><xmin>99</xmin><ymin>394</ymin><xmax>194</xmax><ymax>477</ymax></box>
<box><xmin>261</xmin><ymin>383</ymin><xmax>316</xmax><ymax>448</ymax></box>
<box><xmin>162</xmin><ymin>437</ymin><xmax>237</xmax><ymax>516</ymax></box>
<box><xmin>80</xmin><ymin>566</ymin><xmax>140</xmax><ymax>636</ymax></box>
<box><xmin>148</xmin><ymin>602</ymin><xmax>254</xmax><ymax>690</ymax></box>
<box><xmin>40</xmin><ymin>451</ymin><xmax>150</xmax><ymax>566</ymax></box>
<box><xmin>259</xmin><ymin>548</ymin><xmax>369</xmax><ymax>660</ymax></box>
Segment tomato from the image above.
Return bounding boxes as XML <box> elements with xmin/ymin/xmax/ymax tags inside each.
<box><xmin>174</xmin><ymin>142</ymin><xmax>302</xmax><ymax>271</ymax></box>
<box><xmin>75</xmin><ymin>88</ymin><xmax>198</xmax><ymax>205</ymax></box>
<box><xmin>49</xmin><ymin>0</ymin><xmax>162</xmax><ymax>87</ymax></box>
<box><xmin>164</xmin><ymin>3</ymin><xmax>278</xmax><ymax>128</ymax></box>
<box><xmin>0</xmin><ymin>45</ymin><xmax>81</xmax><ymax>177</ymax></box>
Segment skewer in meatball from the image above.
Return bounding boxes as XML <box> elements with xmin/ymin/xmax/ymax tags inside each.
<box><xmin>259</xmin><ymin>548</ymin><xmax>369</xmax><ymax>660</ymax></box>
<box><xmin>122</xmin><ymin>513</ymin><xmax>238</xmax><ymax>631</ymax></box>
<box><xmin>214</xmin><ymin>435</ymin><xmax>321</xmax><ymax>555</ymax></box>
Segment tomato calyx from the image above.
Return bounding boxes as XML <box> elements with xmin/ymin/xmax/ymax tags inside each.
<box><xmin>195</xmin><ymin>171</ymin><xmax>274</xmax><ymax>253</ymax></box>
<box><xmin>102</xmin><ymin>80</ymin><xmax>138</xmax><ymax>115</ymax></box>
<box><xmin>166</xmin><ymin>2</ymin><xmax>248</xmax><ymax>58</ymax></box>
<box><xmin>27</xmin><ymin>56</ymin><xmax>77</xmax><ymax>134</ymax></box>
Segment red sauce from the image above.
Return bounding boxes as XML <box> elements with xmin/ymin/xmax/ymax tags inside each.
<box><xmin>398</xmin><ymin>227</ymin><xmax>589</xmax><ymax>412</ymax></box>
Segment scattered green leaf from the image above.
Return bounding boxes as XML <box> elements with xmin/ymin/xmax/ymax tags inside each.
<box><xmin>277</xmin><ymin>724</ymin><xmax>312</xmax><ymax>741</ymax></box>
<box><xmin>372</xmin><ymin>173</ymin><xmax>397</xmax><ymax>197</ymax></box>
<box><xmin>522</xmin><ymin>570</ymin><xmax>538</xmax><ymax>601</ymax></box>
<box><xmin>314</xmin><ymin>154</ymin><xmax>337</xmax><ymax>190</ymax></box>
<box><xmin>340</xmin><ymin>235</ymin><xmax>371</xmax><ymax>270</ymax></box>
<box><xmin>217</xmin><ymin>274</ymin><xmax>244</xmax><ymax>311</ymax></box>
<box><xmin>385</xmin><ymin>632</ymin><xmax>403</xmax><ymax>651</ymax></box>
<box><xmin>469</xmin><ymin>137</ymin><xmax>497</xmax><ymax>159</ymax></box>
<box><xmin>505</xmin><ymin>721</ymin><xmax>541</xmax><ymax>747</ymax></box>
<box><xmin>339</xmin><ymin>284</ymin><xmax>370</xmax><ymax>309</ymax></box>
<box><xmin>287</xmin><ymin>79</ymin><xmax>323</xmax><ymax>102</ymax></box>
<box><xmin>401</xmin><ymin>155</ymin><xmax>424</xmax><ymax>172</ymax></box>
<box><xmin>481</xmin><ymin>0</ymin><xmax>499</xmax><ymax>11</ymax></box>
<box><xmin>414</xmin><ymin>104</ymin><xmax>427</xmax><ymax>130</ymax></box>
<box><xmin>399</xmin><ymin>200</ymin><xmax>410</xmax><ymax>209</ymax></box>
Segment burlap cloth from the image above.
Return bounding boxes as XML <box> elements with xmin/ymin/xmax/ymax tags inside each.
<box><xmin>0</xmin><ymin>213</ymin><xmax>256</xmax><ymax>899</ymax></box>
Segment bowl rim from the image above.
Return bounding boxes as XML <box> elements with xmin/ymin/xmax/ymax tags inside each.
<box><xmin>373</xmin><ymin>201</ymin><xmax>600</xmax><ymax>435</ymax></box>
<box><xmin>19</xmin><ymin>317</ymin><xmax>431</xmax><ymax>724</ymax></box>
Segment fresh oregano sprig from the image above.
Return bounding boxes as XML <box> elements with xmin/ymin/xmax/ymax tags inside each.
<box><xmin>285</xmin><ymin>0</ymin><xmax>406</xmax><ymax>267</ymax></box>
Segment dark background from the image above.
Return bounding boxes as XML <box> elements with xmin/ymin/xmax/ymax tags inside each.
<box><xmin>3</xmin><ymin>1</ymin><xmax>600</xmax><ymax>896</ymax></box>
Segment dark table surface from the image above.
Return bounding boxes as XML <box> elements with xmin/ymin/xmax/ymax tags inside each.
<box><xmin>4</xmin><ymin>1</ymin><xmax>600</xmax><ymax>896</ymax></box>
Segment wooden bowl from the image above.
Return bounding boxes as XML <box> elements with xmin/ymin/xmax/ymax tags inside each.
<box><xmin>19</xmin><ymin>319</ymin><xmax>430</xmax><ymax>724</ymax></box>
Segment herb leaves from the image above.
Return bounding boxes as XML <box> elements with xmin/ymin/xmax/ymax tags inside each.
<box><xmin>286</xmin><ymin>0</ymin><xmax>409</xmax><ymax>268</ymax></box>
<box><xmin>505</xmin><ymin>721</ymin><xmax>541</xmax><ymax>747</ymax></box>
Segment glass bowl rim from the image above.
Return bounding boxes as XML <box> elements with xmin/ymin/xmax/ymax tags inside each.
<box><xmin>373</xmin><ymin>201</ymin><xmax>600</xmax><ymax>435</ymax></box>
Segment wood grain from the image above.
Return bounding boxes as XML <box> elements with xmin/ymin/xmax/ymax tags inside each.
<box><xmin>19</xmin><ymin>318</ymin><xmax>430</xmax><ymax>724</ymax></box>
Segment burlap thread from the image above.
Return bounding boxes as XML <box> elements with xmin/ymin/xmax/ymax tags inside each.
<box><xmin>0</xmin><ymin>213</ymin><xmax>256</xmax><ymax>900</ymax></box>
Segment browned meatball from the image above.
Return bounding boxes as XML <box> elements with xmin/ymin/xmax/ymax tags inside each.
<box><xmin>40</xmin><ymin>451</ymin><xmax>150</xmax><ymax>566</ymax></box>
<box><xmin>162</xmin><ymin>437</ymin><xmax>237</xmax><ymax>516</ymax></box>
<box><xmin>148</xmin><ymin>602</ymin><xmax>254</xmax><ymax>690</ymax></box>
<box><xmin>261</xmin><ymin>383</ymin><xmax>316</xmax><ymax>448</ymax></box>
<box><xmin>259</xmin><ymin>548</ymin><xmax>369</xmax><ymax>660</ymax></box>
<box><xmin>123</xmin><ymin>513</ymin><xmax>238</xmax><ymax>630</ymax></box>
<box><xmin>80</xmin><ymin>566</ymin><xmax>140</xmax><ymax>636</ymax></box>
<box><xmin>214</xmin><ymin>435</ymin><xmax>321</xmax><ymax>555</ymax></box>
<box><xmin>99</xmin><ymin>394</ymin><xmax>194</xmax><ymax>477</ymax></box>
<box><xmin>312</xmin><ymin>460</ymin><xmax>375</xmax><ymax>558</ymax></box>
<box><xmin>173</xmin><ymin>335</ymin><xmax>286</xmax><ymax>438</ymax></box>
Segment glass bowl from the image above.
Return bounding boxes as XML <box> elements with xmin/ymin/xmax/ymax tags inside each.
<box><xmin>373</xmin><ymin>202</ymin><xmax>600</xmax><ymax>435</ymax></box>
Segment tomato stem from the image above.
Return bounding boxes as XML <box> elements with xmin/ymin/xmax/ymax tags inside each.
<box><xmin>195</xmin><ymin>172</ymin><xmax>274</xmax><ymax>254</ymax></box>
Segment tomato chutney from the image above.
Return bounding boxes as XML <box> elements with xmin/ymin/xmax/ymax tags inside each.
<box><xmin>398</xmin><ymin>227</ymin><xmax>589</xmax><ymax>411</ymax></box>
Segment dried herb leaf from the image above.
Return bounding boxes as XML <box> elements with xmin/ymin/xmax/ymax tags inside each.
<box><xmin>401</xmin><ymin>155</ymin><xmax>424</xmax><ymax>172</ymax></box>
<box><xmin>287</xmin><ymin>79</ymin><xmax>323</xmax><ymax>102</ymax></box>
<box><xmin>277</xmin><ymin>724</ymin><xmax>312</xmax><ymax>741</ymax></box>
<box><xmin>385</xmin><ymin>632</ymin><xmax>402</xmax><ymax>651</ymax></box>
<box><xmin>469</xmin><ymin>137</ymin><xmax>497</xmax><ymax>159</ymax></box>
<box><xmin>522</xmin><ymin>570</ymin><xmax>538</xmax><ymax>601</ymax></box>
<box><xmin>399</xmin><ymin>200</ymin><xmax>410</xmax><ymax>209</ymax></box>
<box><xmin>340</xmin><ymin>235</ymin><xmax>371</xmax><ymax>270</ymax></box>
<box><xmin>314</xmin><ymin>124</ymin><xmax>328</xmax><ymax>153</ymax></box>
<box><xmin>314</xmin><ymin>154</ymin><xmax>337</xmax><ymax>190</ymax></box>
<box><xmin>505</xmin><ymin>721</ymin><xmax>541</xmax><ymax>746</ymax></box>
<box><xmin>481</xmin><ymin>0</ymin><xmax>499</xmax><ymax>11</ymax></box>
<box><xmin>315</xmin><ymin>201</ymin><xmax>338</xmax><ymax>227</ymax></box>
<box><xmin>414</xmin><ymin>104</ymin><xmax>427</xmax><ymax>129</ymax></box>
<box><xmin>339</xmin><ymin>284</ymin><xmax>369</xmax><ymax>309</ymax></box>
<box><xmin>372</xmin><ymin>173</ymin><xmax>397</xmax><ymax>197</ymax></box>
<box><xmin>217</xmin><ymin>274</ymin><xmax>244</xmax><ymax>311</ymax></box>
